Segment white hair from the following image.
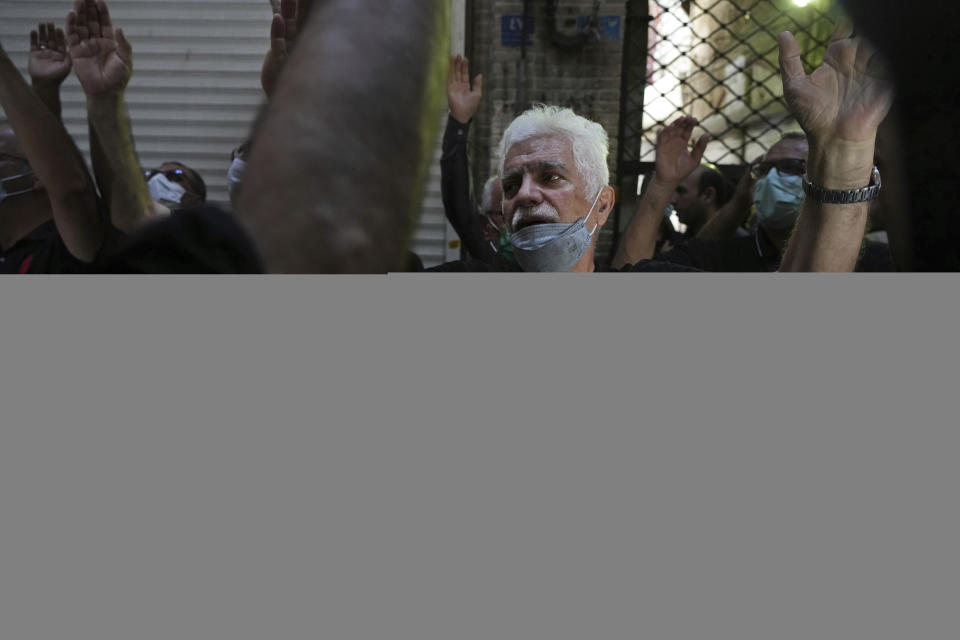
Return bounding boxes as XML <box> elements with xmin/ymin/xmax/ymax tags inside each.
<box><xmin>497</xmin><ymin>105</ymin><xmax>610</xmax><ymax>198</ymax></box>
<box><xmin>479</xmin><ymin>174</ymin><xmax>500</xmax><ymax>214</ymax></box>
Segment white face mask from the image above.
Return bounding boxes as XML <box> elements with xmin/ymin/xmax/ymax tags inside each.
<box><xmin>226</xmin><ymin>157</ymin><xmax>247</xmax><ymax>208</ymax></box>
<box><xmin>148</xmin><ymin>174</ymin><xmax>187</xmax><ymax>207</ymax></box>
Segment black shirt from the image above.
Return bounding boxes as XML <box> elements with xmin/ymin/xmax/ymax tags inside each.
<box><xmin>94</xmin><ymin>205</ymin><xmax>265</xmax><ymax>273</ymax></box>
<box><xmin>0</xmin><ymin>220</ymin><xmax>93</xmax><ymax>274</ymax></box>
<box><xmin>656</xmin><ymin>226</ymin><xmax>897</xmax><ymax>272</ymax></box>
<box><xmin>427</xmin><ymin>258</ymin><xmax>701</xmax><ymax>272</ymax></box>
<box><xmin>441</xmin><ymin>115</ymin><xmax>498</xmax><ymax>265</ymax></box>
<box><xmin>655</xmin><ymin>228</ymin><xmax>781</xmax><ymax>272</ymax></box>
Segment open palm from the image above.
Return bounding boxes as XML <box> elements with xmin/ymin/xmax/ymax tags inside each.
<box><xmin>261</xmin><ymin>0</ymin><xmax>298</xmax><ymax>97</ymax></box>
<box><xmin>66</xmin><ymin>0</ymin><xmax>132</xmax><ymax>96</ymax></box>
<box><xmin>447</xmin><ymin>55</ymin><xmax>483</xmax><ymax>124</ymax></box>
<box><xmin>28</xmin><ymin>23</ymin><xmax>72</xmax><ymax>84</ymax></box>
<box><xmin>655</xmin><ymin>116</ymin><xmax>709</xmax><ymax>185</ymax></box>
<box><xmin>779</xmin><ymin>18</ymin><xmax>893</xmax><ymax>144</ymax></box>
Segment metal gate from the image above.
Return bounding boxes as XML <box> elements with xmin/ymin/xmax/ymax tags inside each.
<box><xmin>615</xmin><ymin>0</ymin><xmax>838</xmax><ymax>236</ymax></box>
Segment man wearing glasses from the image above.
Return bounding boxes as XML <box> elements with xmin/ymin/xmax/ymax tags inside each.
<box><xmin>144</xmin><ymin>163</ymin><xmax>207</xmax><ymax>212</ymax></box>
<box><xmin>653</xmin><ymin>132</ymin><xmax>810</xmax><ymax>272</ymax></box>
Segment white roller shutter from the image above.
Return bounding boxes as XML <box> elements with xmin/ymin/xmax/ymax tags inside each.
<box><xmin>0</xmin><ymin>0</ymin><xmax>459</xmax><ymax>268</ymax></box>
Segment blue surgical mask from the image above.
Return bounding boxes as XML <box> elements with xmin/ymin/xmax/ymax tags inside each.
<box><xmin>0</xmin><ymin>167</ymin><xmax>35</xmax><ymax>204</ymax></box>
<box><xmin>753</xmin><ymin>168</ymin><xmax>804</xmax><ymax>229</ymax></box>
<box><xmin>507</xmin><ymin>188</ymin><xmax>603</xmax><ymax>272</ymax></box>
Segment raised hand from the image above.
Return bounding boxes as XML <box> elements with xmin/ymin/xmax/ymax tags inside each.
<box><xmin>66</xmin><ymin>0</ymin><xmax>132</xmax><ymax>97</ymax></box>
<box><xmin>733</xmin><ymin>157</ymin><xmax>759</xmax><ymax>206</ymax></box>
<box><xmin>28</xmin><ymin>23</ymin><xmax>72</xmax><ymax>86</ymax></box>
<box><xmin>653</xmin><ymin>116</ymin><xmax>710</xmax><ymax>186</ymax></box>
<box><xmin>447</xmin><ymin>54</ymin><xmax>483</xmax><ymax>124</ymax></box>
<box><xmin>778</xmin><ymin>17</ymin><xmax>893</xmax><ymax>145</ymax></box>
<box><xmin>261</xmin><ymin>0</ymin><xmax>298</xmax><ymax>97</ymax></box>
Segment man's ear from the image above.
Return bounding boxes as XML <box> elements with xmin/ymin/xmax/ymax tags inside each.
<box><xmin>700</xmin><ymin>185</ymin><xmax>717</xmax><ymax>206</ymax></box>
<box><xmin>595</xmin><ymin>185</ymin><xmax>616</xmax><ymax>227</ymax></box>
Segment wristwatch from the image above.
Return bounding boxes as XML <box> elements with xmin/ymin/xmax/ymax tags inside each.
<box><xmin>802</xmin><ymin>166</ymin><xmax>881</xmax><ymax>204</ymax></box>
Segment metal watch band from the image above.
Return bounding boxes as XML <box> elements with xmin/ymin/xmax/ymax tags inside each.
<box><xmin>802</xmin><ymin>166</ymin><xmax>882</xmax><ymax>204</ymax></box>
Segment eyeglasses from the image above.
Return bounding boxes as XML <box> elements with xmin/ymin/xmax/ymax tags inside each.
<box><xmin>145</xmin><ymin>168</ymin><xmax>187</xmax><ymax>183</ymax></box>
<box><xmin>750</xmin><ymin>158</ymin><xmax>806</xmax><ymax>180</ymax></box>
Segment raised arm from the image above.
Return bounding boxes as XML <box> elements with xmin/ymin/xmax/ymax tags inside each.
<box><xmin>261</xmin><ymin>0</ymin><xmax>298</xmax><ymax>98</ymax></box>
<box><xmin>441</xmin><ymin>54</ymin><xmax>491</xmax><ymax>261</ymax></box>
<box><xmin>695</xmin><ymin>162</ymin><xmax>756</xmax><ymax>239</ymax></box>
<box><xmin>28</xmin><ymin>23</ymin><xmax>72</xmax><ymax>122</ymax></box>
<box><xmin>778</xmin><ymin>17</ymin><xmax>893</xmax><ymax>272</ymax></box>
<box><xmin>236</xmin><ymin>0</ymin><xmax>450</xmax><ymax>273</ymax></box>
<box><xmin>0</xmin><ymin>37</ymin><xmax>102</xmax><ymax>261</ymax></box>
<box><xmin>611</xmin><ymin>116</ymin><xmax>709</xmax><ymax>269</ymax></box>
<box><xmin>68</xmin><ymin>0</ymin><xmax>155</xmax><ymax>233</ymax></box>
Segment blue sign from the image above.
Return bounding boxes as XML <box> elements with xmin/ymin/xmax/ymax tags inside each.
<box><xmin>576</xmin><ymin>15</ymin><xmax>622</xmax><ymax>41</ymax></box>
<box><xmin>501</xmin><ymin>15</ymin><xmax>535</xmax><ymax>47</ymax></box>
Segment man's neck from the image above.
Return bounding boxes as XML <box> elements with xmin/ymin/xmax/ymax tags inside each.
<box><xmin>684</xmin><ymin>209</ymin><xmax>714</xmax><ymax>237</ymax></box>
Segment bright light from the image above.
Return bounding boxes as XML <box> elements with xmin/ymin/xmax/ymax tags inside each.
<box><xmin>793</xmin><ymin>0</ymin><xmax>812</xmax><ymax>6</ymax></box>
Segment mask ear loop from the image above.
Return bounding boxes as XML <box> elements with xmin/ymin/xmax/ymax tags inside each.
<box><xmin>584</xmin><ymin>188</ymin><xmax>604</xmax><ymax>236</ymax></box>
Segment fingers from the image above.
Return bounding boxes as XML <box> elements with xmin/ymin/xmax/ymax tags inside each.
<box><xmin>55</xmin><ymin>28</ymin><xmax>67</xmax><ymax>53</ymax></box>
<box><xmin>281</xmin><ymin>0</ymin><xmax>298</xmax><ymax>42</ymax></box>
<box><xmin>691</xmin><ymin>132</ymin><xmax>710</xmax><ymax>163</ymax></box>
<box><xmin>97</xmin><ymin>0</ymin><xmax>114</xmax><ymax>41</ymax></box>
<box><xmin>66</xmin><ymin>11</ymin><xmax>80</xmax><ymax>47</ymax></box>
<box><xmin>473</xmin><ymin>73</ymin><xmax>483</xmax><ymax>96</ymax></box>
<box><xmin>777</xmin><ymin>31</ymin><xmax>805</xmax><ymax>81</ymax></box>
<box><xmin>270</xmin><ymin>14</ymin><xmax>287</xmax><ymax>56</ymax></box>
<box><xmin>829</xmin><ymin>14</ymin><xmax>855</xmax><ymax>44</ymax></box>
<box><xmin>659</xmin><ymin>115</ymin><xmax>697</xmax><ymax>141</ymax></box>
<box><xmin>456</xmin><ymin>54</ymin><xmax>466</xmax><ymax>85</ymax></box>
<box><xmin>75</xmin><ymin>0</ymin><xmax>90</xmax><ymax>43</ymax></box>
<box><xmin>447</xmin><ymin>55</ymin><xmax>457</xmax><ymax>85</ymax></box>
<box><xmin>86</xmin><ymin>0</ymin><xmax>101</xmax><ymax>40</ymax></box>
<box><xmin>116</xmin><ymin>27</ymin><xmax>132</xmax><ymax>64</ymax></box>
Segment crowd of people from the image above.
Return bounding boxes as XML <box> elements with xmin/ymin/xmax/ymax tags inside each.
<box><xmin>0</xmin><ymin>0</ymin><xmax>929</xmax><ymax>273</ymax></box>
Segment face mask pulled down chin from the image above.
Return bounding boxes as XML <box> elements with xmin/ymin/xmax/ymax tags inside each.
<box><xmin>753</xmin><ymin>168</ymin><xmax>804</xmax><ymax>229</ymax></box>
<box><xmin>148</xmin><ymin>174</ymin><xmax>187</xmax><ymax>210</ymax></box>
<box><xmin>508</xmin><ymin>189</ymin><xmax>603</xmax><ymax>272</ymax></box>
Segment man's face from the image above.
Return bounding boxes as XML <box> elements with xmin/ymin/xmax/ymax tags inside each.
<box><xmin>501</xmin><ymin>134</ymin><xmax>594</xmax><ymax>232</ymax></box>
<box><xmin>671</xmin><ymin>166</ymin><xmax>708</xmax><ymax>227</ymax></box>
<box><xmin>759</xmin><ymin>138</ymin><xmax>809</xmax><ymax>174</ymax></box>
<box><xmin>146</xmin><ymin>162</ymin><xmax>205</xmax><ymax>205</ymax></box>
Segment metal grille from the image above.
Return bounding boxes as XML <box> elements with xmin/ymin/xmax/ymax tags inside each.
<box><xmin>619</xmin><ymin>0</ymin><xmax>838</xmax><ymax>176</ymax></box>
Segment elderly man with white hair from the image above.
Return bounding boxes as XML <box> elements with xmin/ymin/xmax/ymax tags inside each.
<box><xmin>429</xmin><ymin>105</ymin><xmax>700</xmax><ymax>272</ymax></box>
